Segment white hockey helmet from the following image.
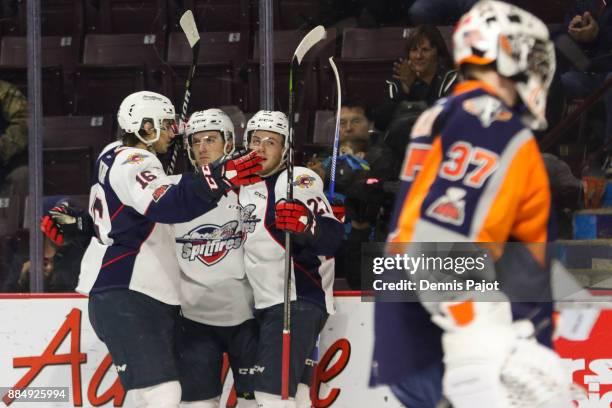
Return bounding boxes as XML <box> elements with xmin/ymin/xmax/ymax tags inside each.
<box><xmin>244</xmin><ymin>110</ymin><xmax>289</xmax><ymax>149</ymax></box>
<box><xmin>185</xmin><ymin>108</ymin><xmax>236</xmax><ymax>167</ymax></box>
<box><xmin>453</xmin><ymin>0</ymin><xmax>556</xmax><ymax>130</ymax></box>
<box><xmin>117</xmin><ymin>91</ymin><xmax>176</xmax><ymax>145</ymax></box>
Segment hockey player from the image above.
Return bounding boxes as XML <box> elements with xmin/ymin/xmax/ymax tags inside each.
<box><xmin>372</xmin><ymin>2</ymin><xmax>571</xmax><ymax>408</ymax></box>
<box><xmin>76</xmin><ymin>91</ymin><xmax>262</xmax><ymax>408</ymax></box>
<box><xmin>172</xmin><ymin>109</ymin><xmax>258</xmax><ymax>408</ymax></box>
<box><xmin>239</xmin><ymin>111</ymin><xmax>344</xmax><ymax>408</ymax></box>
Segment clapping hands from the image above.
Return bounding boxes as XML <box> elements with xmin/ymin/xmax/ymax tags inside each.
<box><xmin>393</xmin><ymin>58</ymin><xmax>418</xmax><ymax>94</ymax></box>
<box><xmin>569</xmin><ymin>12</ymin><xmax>599</xmax><ymax>43</ymax></box>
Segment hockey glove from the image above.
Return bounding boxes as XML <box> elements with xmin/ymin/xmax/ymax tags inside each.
<box><xmin>195</xmin><ymin>150</ymin><xmax>263</xmax><ymax>202</ymax></box>
<box><xmin>40</xmin><ymin>204</ymin><xmax>92</xmax><ymax>246</ymax></box>
<box><xmin>221</xmin><ymin>149</ymin><xmax>264</xmax><ymax>187</ymax></box>
<box><xmin>275</xmin><ymin>199</ymin><xmax>317</xmax><ymax>238</ymax></box>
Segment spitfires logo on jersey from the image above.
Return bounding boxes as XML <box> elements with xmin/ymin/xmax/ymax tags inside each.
<box><xmin>122</xmin><ymin>153</ymin><xmax>147</xmax><ymax>165</ymax></box>
<box><xmin>178</xmin><ymin>221</ymin><xmax>245</xmax><ymax>266</ymax></box>
<box><xmin>463</xmin><ymin>95</ymin><xmax>513</xmax><ymax>128</ymax></box>
<box><xmin>426</xmin><ymin>187</ymin><xmax>466</xmax><ymax>226</ymax></box>
<box><xmin>239</xmin><ymin>204</ymin><xmax>261</xmax><ymax>233</ymax></box>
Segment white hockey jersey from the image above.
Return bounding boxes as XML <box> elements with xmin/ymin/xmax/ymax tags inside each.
<box><xmin>173</xmin><ymin>189</ymin><xmax>254</xmax><ymax>326</ymax></box>
<box><xmin>77</xmin><ymin>142</ymin><xmax>219</xmax><ymax>305</ymax></box>
<box><xmin>238</xmin><ymin>167</ymin><xmax>343</xmax><ymax>314</ymax></box>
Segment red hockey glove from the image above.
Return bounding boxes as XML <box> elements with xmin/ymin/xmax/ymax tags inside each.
<box><xmin>275</xmin><ymin>199</ymin><xmax>316</xmax><ymax>236</ymax></box>
<box><xmin>223</xmin><ymin>150</ymin><xmax>264</xmax><ymax>187</ymax></box>
<box><xmin>40</xmin><ymin>204</ymin><xmax>91</xmax><ymax>246</ymax></box>
<box><xmin>196</xmin><ymin>150</ymin><xmax>263</xmax><ymax>201</ymax></box>
<box><xmin>40</xmin><ymin>214</ymin><xmax>64</xmax><ymax>246</ymax></box>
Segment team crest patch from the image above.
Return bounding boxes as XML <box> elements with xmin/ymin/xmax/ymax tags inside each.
<box><xmin>426</xmin><ymin>187</ymin><xmax>466</xmax><ymax>226</ymax></box>
<box><xmin>239</xmin><ymin>204</ymin><xmax>261</xmax><ymax>233</ymax></box>
<box><xmin>122</xmin><ymin>153</ymin><xmax>147</xmax><ymax>165</ymax></box>
<box><xmin>152</xmin><ymin>184</ymin><xmax>171</xmax><ymax>202</ymax></box>
<box><xmin>177</xmin><ymin>221</ymin><xmax>245</xmax><ymax>266</ymax></box>
<box><xmin>293</xmin><ymin>174</ymin><xmax>316</xmax><ymax>189</ymax></box>
<box><xmin>463</xmin><ymin>96</ymin><xmax>513</xmax><ymax>128</ymax></box>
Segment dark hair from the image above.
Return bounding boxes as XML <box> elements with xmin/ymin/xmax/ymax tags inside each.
<box><xmin>404</xmin><ymin>25</ymin><xmax>451</xmax><ymax>67</ymax></box>
<box><xmin>343</xmin><ymin>138</ymin><xmax>368</xmax><ymax>154</ymax></box>
<box><xmin>341</xmin><ymin>96</ymin><xmax>374</xmax><ymax>122</ymax></box>
<box><xmin>118</xmin><ymin>129</ymin><xmax>142</xmax><ymax>147</ymax></box>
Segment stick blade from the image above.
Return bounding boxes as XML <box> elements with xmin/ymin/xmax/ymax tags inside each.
<box><xmin>293</xmin><ymin>25</ymin><xmax>326</xmax><ymax>65</ymax></box>
<box><xmin>179</xmin><ymin>10</ymin><xmax>200</xmax><ymax>48</ymax></box>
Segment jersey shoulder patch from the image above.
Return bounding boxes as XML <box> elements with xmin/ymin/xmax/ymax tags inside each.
<box><xmin>461</xmin><ymin>94</ymin><xmax>514</xmax><ymax>128</ymax></box>
<box><xmin>290</xmin><ymin>167</ymin><xmax>323</xmax><ymax>189</ymax></box>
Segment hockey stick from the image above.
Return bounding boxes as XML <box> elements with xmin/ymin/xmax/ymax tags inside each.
<box><xmin>166</xmin><ymin>10</ymin><xmax>201</xmax><ymax>175</ymax></box>
<box><xmin>328</xmin><ymin>56</ymin><xmax>342</xmax><ymax>201</ymax></box>
<box><xmin>282</xmin><ymin>25</ymin><xmax>326</xmax><ymax>400</ymax></box>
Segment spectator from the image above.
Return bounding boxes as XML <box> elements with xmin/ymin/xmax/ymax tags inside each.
<box><xmin>321</xmin><ymin>138</ymin><xmax>370</xmax><ymax>199</ymax></box>
<box><xmin>387</xmin><ymin>25</ymin><xmax>457</xmax><ymax>107</ymax></box>
<box><xmin>0</xmin><ymin>80</ymin><xmax>28</xmax><ymax>198</ymax></box>
<box><xmin>339</xmin><ymin>138</ymin><xmax>368</xmax><ymax>158</ymax></box>
<box><xmin>339</xmin><ymin>97</ymin><xmax>375</xmax><ymax>143</ymax></box>
<box><xmin>561</xmin><ymin>0</ymin><xmax>612</xmax><ymax>151</ymax></box>
<box><xmin>331</xmin><ymin>99</ymin><xmax>403</xmax><ymax>288</ymax></box>
<box><xmin>2</xmin><ymin>197</ymin><xmax>86</xmax><ymax>293</ymax></box>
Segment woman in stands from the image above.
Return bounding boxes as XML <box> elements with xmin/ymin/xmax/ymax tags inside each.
<box><xmin>388</xmin><ymin>25</ymin><xmax>457</xmax><ymax>105</ymax></box>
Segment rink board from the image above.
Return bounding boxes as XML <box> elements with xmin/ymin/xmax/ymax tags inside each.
<box><xmin>0</xmin><ymin>293</ymin><xmax>609</xmax><ymax>407</ymax></box>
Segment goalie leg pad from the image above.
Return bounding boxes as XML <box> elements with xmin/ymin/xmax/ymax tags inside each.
<box><xmin>443</xmin><ymin>364</ymin><xmax>508</xmax><ymax>408</ymax></box>
<box><xmin>501</xmin><ymin>338</ymin><xmax>573</xmax><ymax>408</ymax></box>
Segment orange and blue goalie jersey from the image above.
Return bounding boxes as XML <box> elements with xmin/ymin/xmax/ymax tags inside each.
<box><xmin>389</xmin><ymin>80</ymin><xmax>550</xmax><ymax>247</ymax></box>
<box><xmin>371</xmin><ymin>81</ymin><xmax>554</xmax><ymax>386</ymax></box>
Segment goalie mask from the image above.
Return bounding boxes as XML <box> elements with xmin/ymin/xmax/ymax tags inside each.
<box><xmin>453</xmin><ymin>0</ymin><xmax>556</xmax><ymax>130</ymax></box>
<box><xmin>185</xmin><ymin>109</ymin><xmax>236</xmax><ymax>168</ymax></box>
<box><xmin>117</xmin><ymin>91</ymin><xmax>176</xmax><ymax>145</ymax></box>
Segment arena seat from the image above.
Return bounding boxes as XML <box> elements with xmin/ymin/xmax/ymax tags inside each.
<box><xmin>336</xmin><ymin>27</ymin><xmax>409</xmax><ymax>108</ymax></box>
<box><xmin>275</xmin><ymin>0</ymin><xmax>320</xmax><ymax>30</ymax></box>
<box><xmin>247</xmin><ymin>28</ymin><xmax>337</xmax><ymax>113</ymax></box>
<box><xmin>3</xmin><ymin>0</ymin><xmax>84</xmax><ymax>36</ymax></box>
<box><xmin>0</xmin><ymin>66</ymin><xmax>65</xmax><ymax>116</ymax></box>
<box><xmin>164</xmin><ymin>30</ymin><xmax>249</xmax><ymax>110</ymax></box>
<box><xmin>0</xmin><ymin>35</ymin><xmax>81</xmax><ymax>70</ymax></box>
<box><xmin>73</xmin><ymin>33</ymin><xmax>165</xmax><ymax>114</ymax></box>
<box><xmin>85</xmin><ymin>0</ymin><xmax>167</xmax><ymax>36</ymax></box>
<box><xmin>0</xmin><ymin>195</ymin><xmax>21</xmax><ymax>238</ymax></box>
<box><xmin>168</xmin><ymin>0</ymin><xmax>250</xmax><ymax>32</ymax></box>
<box><xmin>43</xmin><ymin>115</ymin><xmax>114</xmax><ymax>160</ymax></box>
<box><xmin>43</xmin><ymin>146</ymin><xmax>93</xmax><ymax>196</ymax></box>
